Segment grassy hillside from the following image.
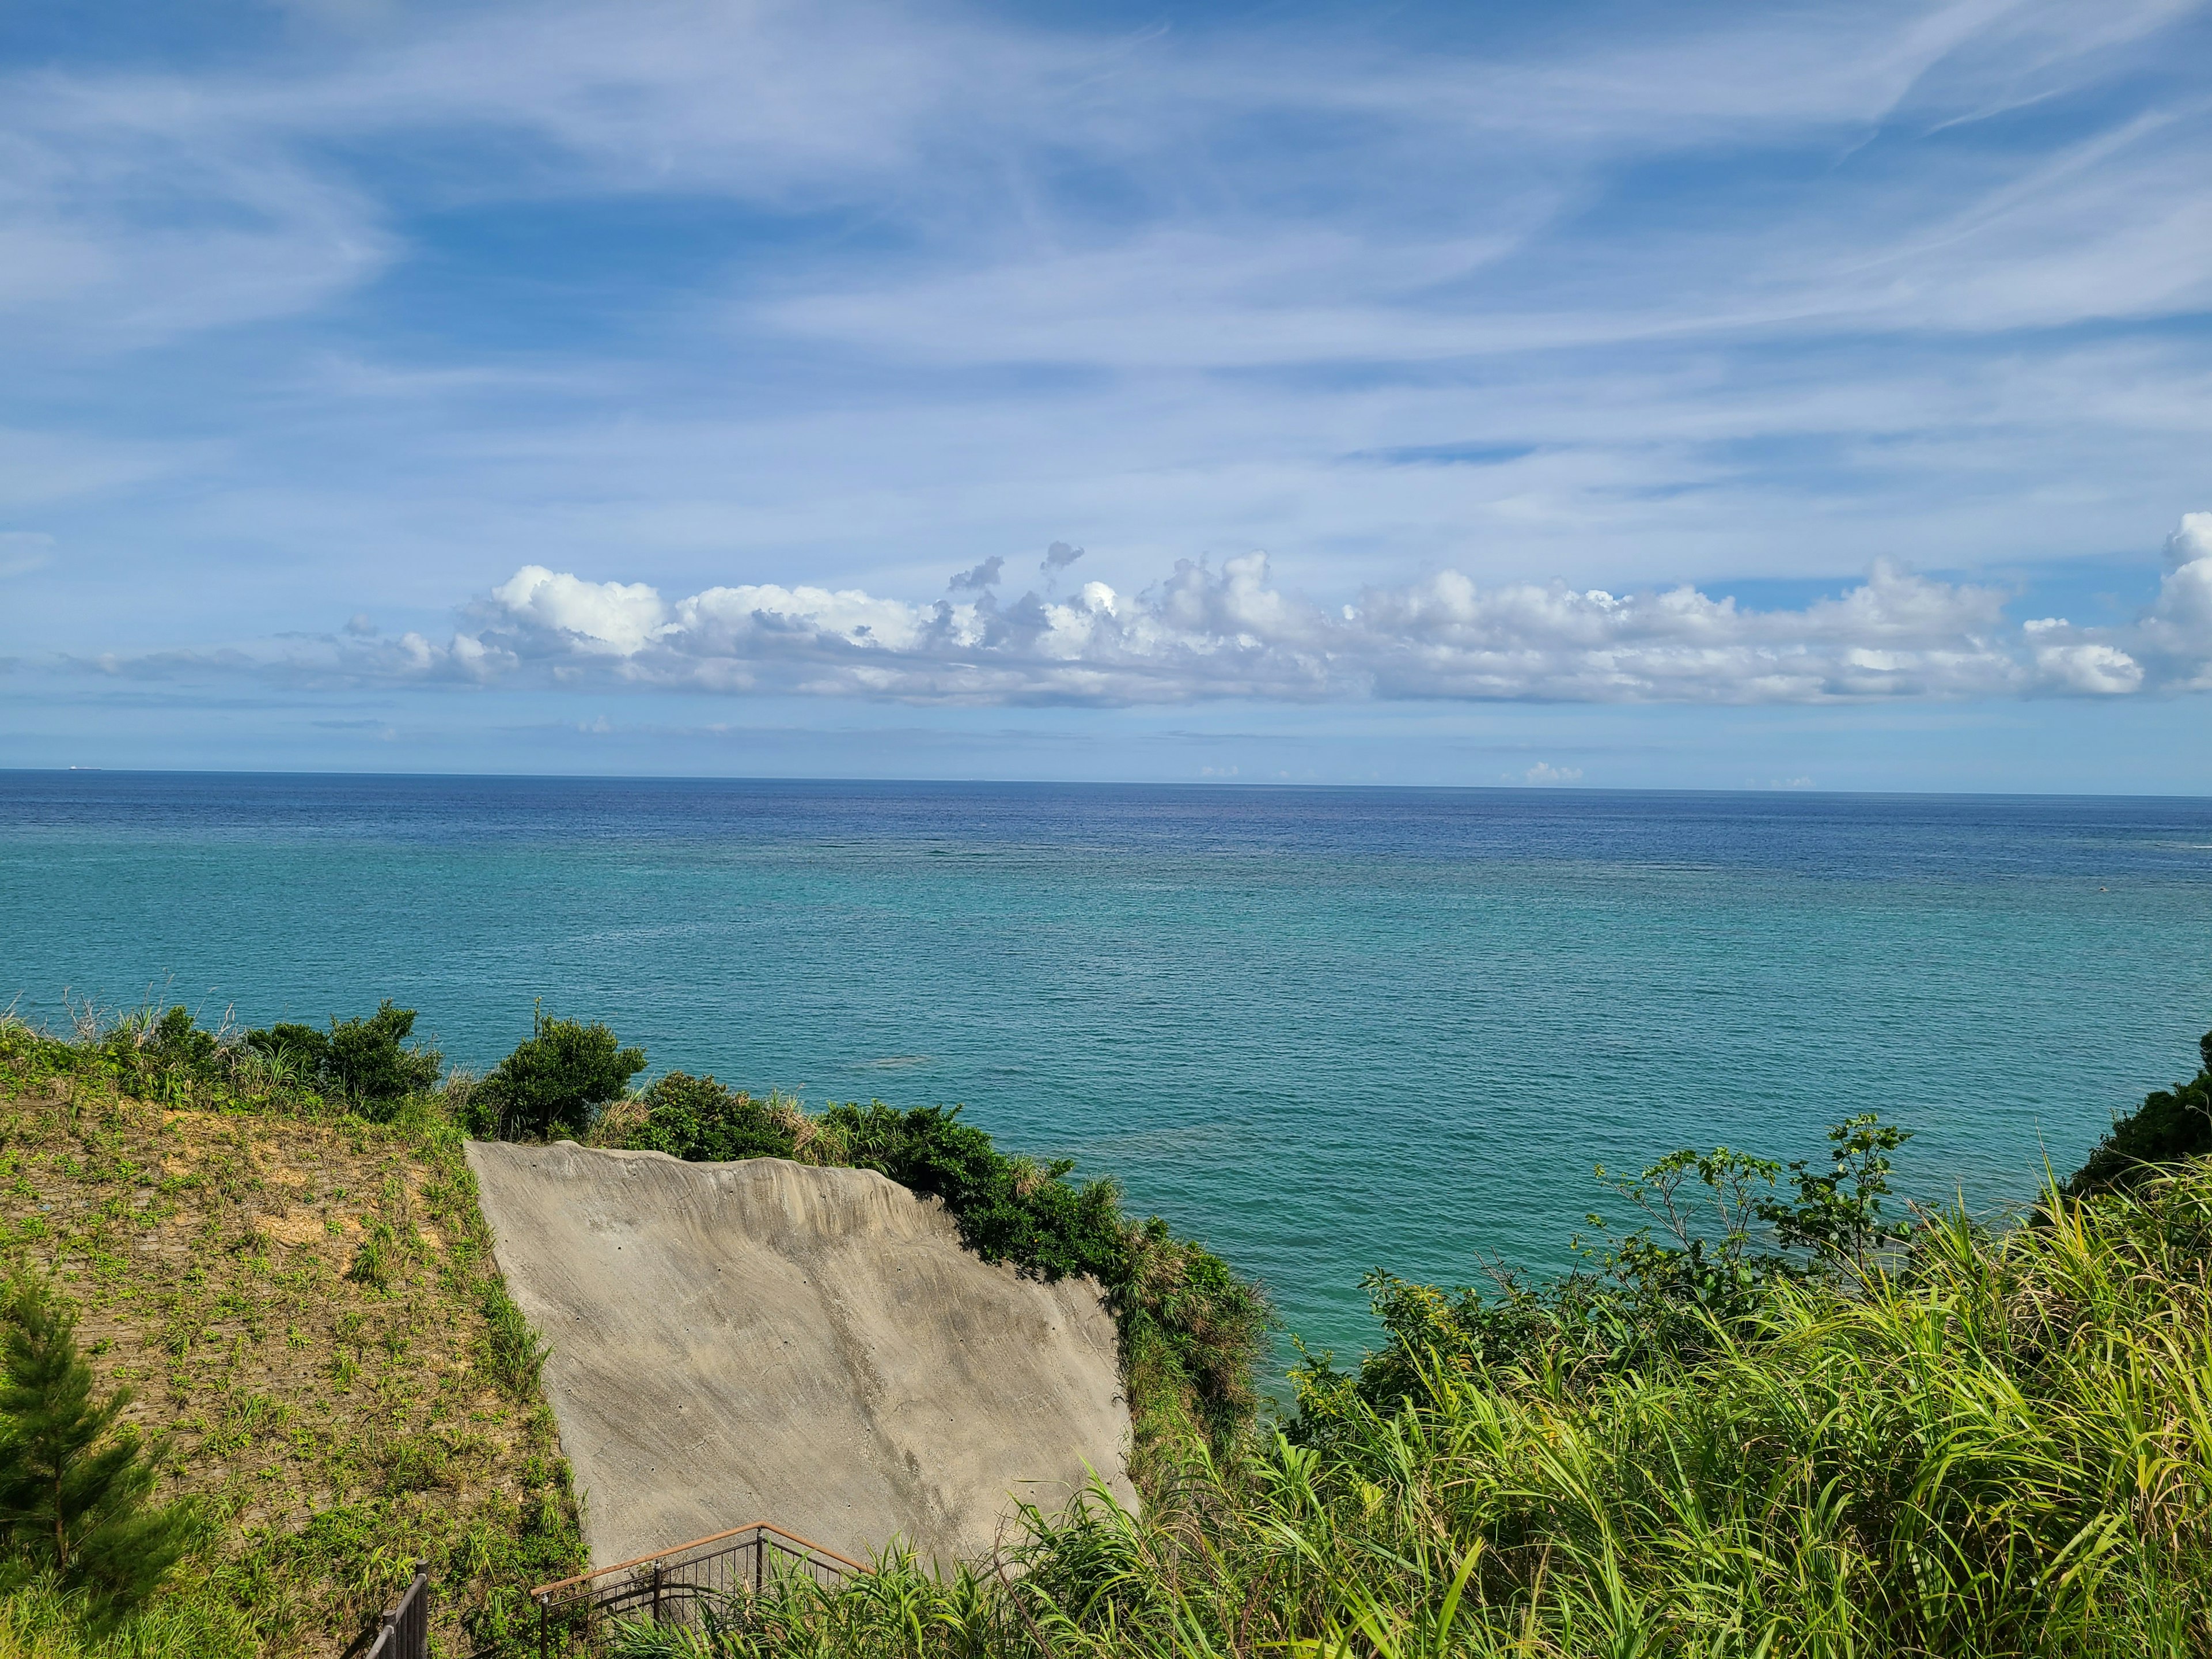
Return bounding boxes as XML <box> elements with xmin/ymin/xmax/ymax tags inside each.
<box><xmin>0</xmin><ymin>1017</ymin><xmax>580</xmax><ymax>1659</ymax></box>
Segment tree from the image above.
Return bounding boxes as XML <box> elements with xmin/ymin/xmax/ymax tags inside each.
<box><xmin>2065</xmin><ymin>1027</ymin><xmax>2212</xmax><ymax>1198</ymax></box>
<box><xmin>479</xmin><ymin>1006</ymin><xmax>645</xmax><ymax>1139</ymax></box>
<box><xmin>1758</xmin><ymin>1113</ymin><xmax>1914</xmax><ymax>1279</ymax></box>
<box><xmin>0</xmin><ymin>1281</ymin><xmax>189</xmax><ymax>1627</ymax></box>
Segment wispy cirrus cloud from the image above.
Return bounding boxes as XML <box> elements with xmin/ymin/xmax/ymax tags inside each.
<box><xmin>7</xmin><ymin>0</ymin><xmax>2212</xmax><ymax>788</ymax></box>
<box><xmin>77</xmin><ymin>514</ymin><xmax>2212</xmax><ymax>708</ymax></box>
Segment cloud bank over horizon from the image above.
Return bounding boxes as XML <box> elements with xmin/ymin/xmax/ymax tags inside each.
<box><xmin>6</xmin><ymin>0</ymin><xmax>2212</xmax><ymax>783</ymax></box>
<box><xmin>84</xmin><ymin>514</ymin><xmax>2212</xmax><ymax>710</ymax></box>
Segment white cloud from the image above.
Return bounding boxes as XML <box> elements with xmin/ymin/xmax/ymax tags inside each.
<box><xmin>2137</xmin><ymin>510</ymin><xmax>2212</xmax><ymax>689</ymax></box>
<box><xmin>7</xmin><ymin>0</ymin><xmax>2212</xmax><ymax>683</ymax></box>
<box><xmin>98</xmin><ymin>513</ymin><xmax>2206</xmax><ymax>708</ymax></box>
<box><xmin>2017</xmin><ymin>510</ymin><xmax>2212</xmax><ymax>694</ymax></box>
<box><xmin>8</xmin><ymin>0</ymin><xmax>2207</xmax><ymax>365</ymax></box>
<box><xmin>1514</xmin><ymin>762</ymin><xmax>1584</xmax><ymax>785</ymax></box>
<box><xmin>490</xmin><ymin>565</ymin><xmax>667</xmax><ymax>656</ymax></box>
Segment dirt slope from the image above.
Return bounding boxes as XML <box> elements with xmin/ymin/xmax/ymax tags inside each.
<box><xmin>0</xmin><ymin>1081</ymin><xmax>579</xmax><ymax>1657</ymax></box>
<box><xmin>466</xmin><ymin>1141</ymin><xmax>1134</xmax><ymax>1570</ymax></box>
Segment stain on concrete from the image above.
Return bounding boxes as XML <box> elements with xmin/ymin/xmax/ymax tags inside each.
<box><xmin>465</xmin><ymin>1141</ymin><xmax>1134</xmax><ymax>1569</ymax></box>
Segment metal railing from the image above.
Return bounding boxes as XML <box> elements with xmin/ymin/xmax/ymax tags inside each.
<box><xmin>364</xmin><ymin>1560</ymin><xmax>431</xmax><ymax>1659</ymax></box>
<box><xmin>531</xmin><ymin>1522</ymin><xmax>870</xmax><ymax>1655</ymax></box>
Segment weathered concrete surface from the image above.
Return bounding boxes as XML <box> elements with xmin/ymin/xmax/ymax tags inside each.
<box><xmin>465</xmin><ymin>1141</ymin><xmax>1133</xmax><ymax>1570</ymax></box>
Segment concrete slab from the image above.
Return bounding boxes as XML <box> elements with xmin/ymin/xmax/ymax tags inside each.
<box><xmin>465</xmin><ymin>1141</ymin><xmax>1134</xmax><ymax>1570</ymax></box>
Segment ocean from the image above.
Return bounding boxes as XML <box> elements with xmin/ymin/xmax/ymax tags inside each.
<box><xmin>4</xmin><ymin>771</ymin><xmax>2209</xmax><ymax>1367</ymax></box>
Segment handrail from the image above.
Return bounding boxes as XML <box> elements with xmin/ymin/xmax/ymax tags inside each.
<box><xmin>363</xmin><ymin>1560</ymin><xmax>430</xmax><ymax>1659</ymax></box>
<box><xmin>530</xmin><ymin>1519</ymin><xmax>869</xmax><ymax>1602</ymax></box>
<box><xmin>529</xmin><ymin>1520</ymin><xmax>870</xmax><ymax>1655</ymax></box>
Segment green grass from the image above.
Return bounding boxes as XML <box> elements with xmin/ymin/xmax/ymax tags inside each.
<box><xmin>588</xmin><ymin>1158</ymin><xmax>2212</xmax><ymax>1656</ymax></box>
<box><xmin>0</xmin><ymin>1014</ymin><xmax>582</xmax><ymax>1658</ymax></box>
<box><xmin>17</xmin><ymin>998</ymin><xmax>2212</xmax><ymax>1658</ymax></box>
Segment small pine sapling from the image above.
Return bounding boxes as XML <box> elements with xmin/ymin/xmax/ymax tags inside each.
<box><xmin>0</xmin><ymin>1279</ymin><xmax>190</xmax><ymax>1627</ymax></box>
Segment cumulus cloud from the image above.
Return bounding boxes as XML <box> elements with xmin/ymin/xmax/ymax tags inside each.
<box><xmin>2009</xmin><ymin>510</ymin><xmax>2212</xmax><ymax>696</ymax></box>
<box><xmin>1041</xmin><ymin>541</ymin><xmax>1084</xmax><ymax>574</ymax></box>
<box><xmin>252</xmin><ymin>517</ymin><xmax>2212</xmax><ymax>705</ymax></box>
<box><xmin>73</xmin><ymin>516</ymin><xmax>2212</xmax><ymax>707</ymax></box>
<box><xmin>948</xmin><ymin>556</ymin><xmax>1004</xmax><ymax>594</ymax></box>
<box><xmin>1515</xmin><ymin>763</ymin><xmax>1584</xmax><ymax>786</ymax></box>
<box><xmin>541</xmin><ymin>552</ymin><xmax>2003</xmax><ymax>706</ymax></box>
<box><xmin>2142</xmin><ymin>511</ymin><xmax>2212</xmax><ymax>690</ymax></box>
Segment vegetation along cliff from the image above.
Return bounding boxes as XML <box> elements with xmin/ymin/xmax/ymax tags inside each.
<box><xmin>0</xmin><ymin>997</ymin><xmax>2208</xmax><ymax>1658</ymax></box>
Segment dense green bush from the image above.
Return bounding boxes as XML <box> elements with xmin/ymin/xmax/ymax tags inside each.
<box><xmin>472</xmin><ymin>1006</ymin><xmax>645</xmax><ymax>1140</ymax></box>
<box><xmin>1290</xmin><ymin>1112</ymin><xmax>1916</xmax><ymax>1431</ymax></box>
<box><xmin>244</xmin><ymin>1000</ymin><xmax>442</xmax><ymax>1113</ymax></box>
<box><xmin>827</xmin><ymin>1103</ymin><xmax>1129</xmax><ymax>1281</ymax></box>
<box><xmin>2065</xmin><ymin>1026</ymin><xmax>2212</xmax><ymax>1196</ymax></box>
<box><xmin>244</xmin><ymin>1020</ymin><xmax>328</xmax><ymax>1078</ymax></box>
<box><xmin>3</xmin><ymin>998</ymin><xmax>441</xmax><ymax>1117</ymax></box>
<box><xmin>605</xmin><ymin>1073</ymin><xmax>800</xmax><ymax>1162</ymax></box>
<box><xmin>109</xmin><ymin>1006</ymin><xmax>218</xmax><ymax>1080</ymax></box>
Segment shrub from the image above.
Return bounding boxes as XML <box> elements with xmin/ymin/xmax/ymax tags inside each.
<box><xmin>1292</xmin><ymin>1112</ymin><xmax>1916</xmax><ymax>1433</ymax></box>
<box><xmin>243</xmin><ymin>1021</ymin><xmax>328</xmax><ymax>1080</ymax></box>
<box><xmin>825</xmin><ymin>1103</ymin><xmax>1130</xmax><ymax>1281</ymax></box>
<box><xmin>477</xmin><ymin>1007</ymin><xmax>645</xmax><ymax>1141</ymax></box>
<box><xmin>2065</xmin><ymin>1026</ymin><xmax>2212</xmax><ymax>1196</ymax></box>
<box><xmin>96</xmin><ymin>1005</ymin><xmax>221</xmax><ymax>1099</ymax></box>
<box><xmin>323</xmin><ymin>1002</ymin><xmax>442</xmax><ymax>1107</ymax></box>
<box><xmin>130</xmin><ymin>1007</ymin><xmax>217</xmax><ymax>1075</ymax></box>
<box><xmin>601</xmin><ymin>1073</ymin><xmax>798</xmax><ymax>1162</ymax></box>
<box><xmin>240</xmin><ymin>1000</ymin><xmax>441</xmax><ymax>1115</ymax></box>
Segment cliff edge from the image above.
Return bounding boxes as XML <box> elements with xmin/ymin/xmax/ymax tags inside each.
<box><xmin>465</xmin><ymin>1141</ymin><xmax>1134</xmax><ymax>1570</ymax></box>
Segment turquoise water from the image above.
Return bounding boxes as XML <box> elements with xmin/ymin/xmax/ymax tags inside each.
<box><xmin>4</xmin><ymin>772</ymin><xmax>2211</xmax><ymax>1366</ymax></box>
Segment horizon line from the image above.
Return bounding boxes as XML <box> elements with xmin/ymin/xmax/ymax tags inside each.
<box><xmin>4</xmin><ymin>766</ymin><xmax>2209</xmax><ymax>805</ymax></box>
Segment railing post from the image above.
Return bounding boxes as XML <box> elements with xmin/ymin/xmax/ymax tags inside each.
<box><xmin>527</xmin><ymin>1521</ymin><xmax>865</xmax><ymax>1642</ymax></box>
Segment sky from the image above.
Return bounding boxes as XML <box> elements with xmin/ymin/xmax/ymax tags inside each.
<box><xmin>3</xmin><ymin>0</ymin><xmax>2210</xmax><ymax>791</ymax></box>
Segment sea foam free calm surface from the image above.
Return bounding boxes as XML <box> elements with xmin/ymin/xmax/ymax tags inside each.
<box><xmin>4</xmin><ymin>771</ymin><xmax>2209</xmax><ymax>1361</ymax></box>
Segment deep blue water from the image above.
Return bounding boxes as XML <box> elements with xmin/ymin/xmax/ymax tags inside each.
<box><xmin>5</xmin><ymin>771</ymin><xmax>2211</xmax><ymax>1368</ymax></box>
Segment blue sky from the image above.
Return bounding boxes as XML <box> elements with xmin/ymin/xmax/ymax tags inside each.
<box><xmin>3</xmin><ymin>0</ymin><xmax>2211</xmax><ymax>790</ymax></box>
